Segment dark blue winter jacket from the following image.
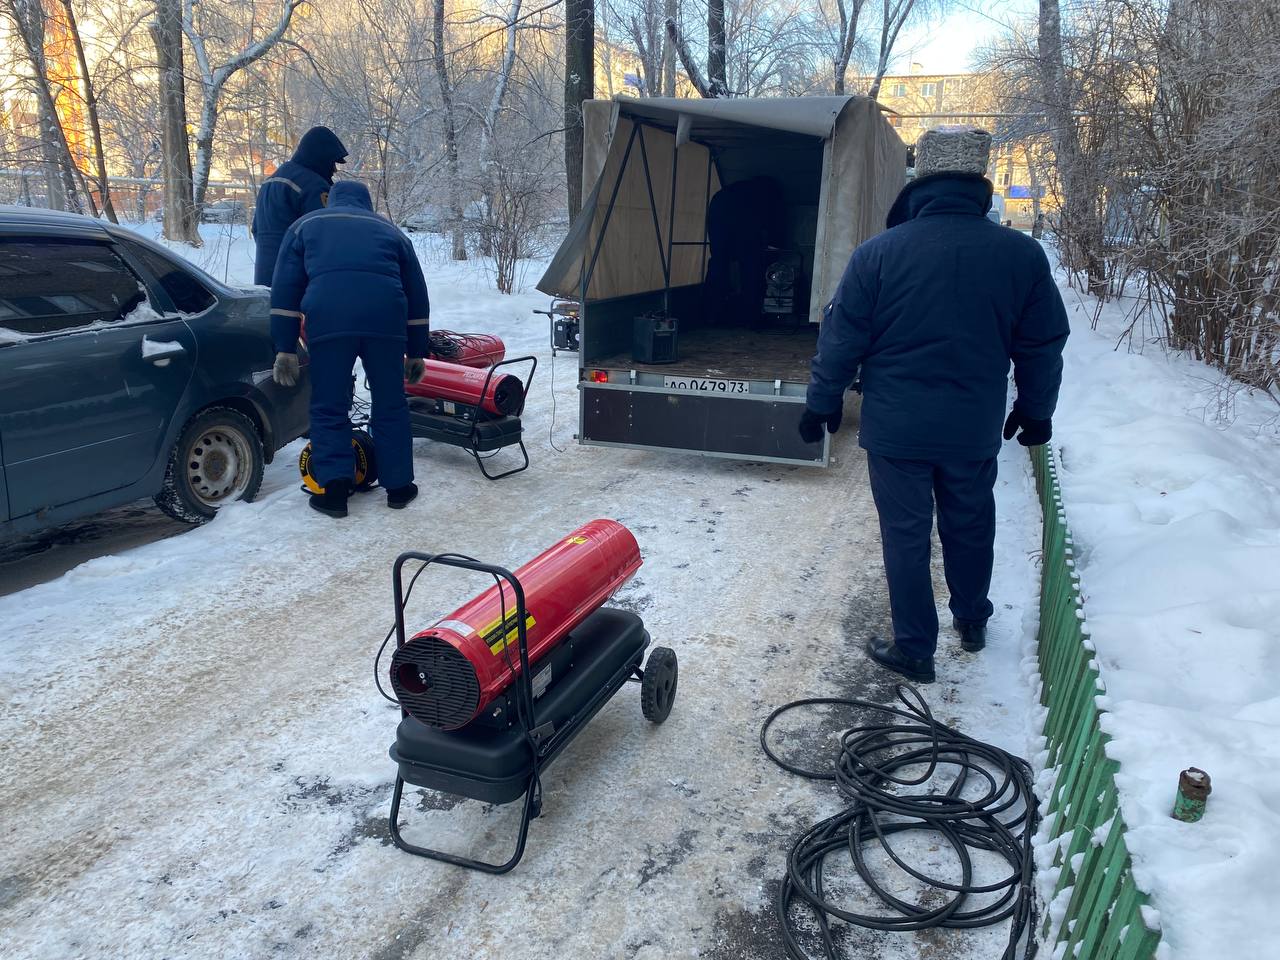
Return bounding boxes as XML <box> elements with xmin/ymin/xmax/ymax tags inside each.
<box><xmin>807</xmin><ymin>173</ymin><xmax>1069</xmax><ymax>461</ymax></box>
<box><xmin>251</xmin><ymin>127</ymin><xmax>348</xmax><ymax>286</ymax></box>
<box><xmin>269</xmin><ymin>180</ymin><xmax>430</xmax><ymax>357</ymax></box>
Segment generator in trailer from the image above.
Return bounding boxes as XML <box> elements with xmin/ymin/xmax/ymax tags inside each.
<box><xmin>383</xmin><ymin>520</ymin><xmax>678</xmax><ymax>872</ymax></box>
<box><xmin>537</xmin><ymin>96</ymin><xmax>905</xmax><ymax>467</ymax></box>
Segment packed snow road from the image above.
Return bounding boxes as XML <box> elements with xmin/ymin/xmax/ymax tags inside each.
<box><xmin>0</xmin><ymin>243</ymin><xmax>1042</xmax><ymax>960</ymax></box>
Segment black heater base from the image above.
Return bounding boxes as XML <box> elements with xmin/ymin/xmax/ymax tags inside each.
<box><xmin>387</xmin><ymin>606</ymin><xmax>677</xmax><ymax>873</ymax></box>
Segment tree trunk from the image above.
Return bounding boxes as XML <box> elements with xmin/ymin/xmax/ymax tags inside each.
<box><xmin>59</xmin><ymin>0</ymin><xmax>116</xmax><ymax>222</ymax></box>
<box><xmin>661</xmin><ymin>0</ymin><xmax>676</xmax><ymax>96</ymax></box>
<box><xmin>10</xmin><ymin>0</ymin><xmax>82</xmax><ymax>212</ymax></box>
<box><xmin>564</xmin><ymin>0</ymin><xmax>594</xmax><ymax>219</ymax></box>
<box><xmin>433</xmin><ymin>0</ymin><xmax>467</xmax><ymax>259</ymax></box>
<box><xmin>707</xmin><ymin>0</ymin><xmax>726</xmax><ymax>96</ymax></box>
<box><xmin>192</xmin><ymin>94</ymin><xmax>219</xmax><ymax>212</ymax></box>
<box><xmin>151</xmin><ymin>0</ymin><xmax>200</xmax><ymax>244</ymax></box>
<box><xmin>478</xmin><ymin>0</ymin><xmax>523</xmax><ymax>257</ymax></box>
<box><xmin>666</xmin><ymin>18</ymin><xmax>713</xmax><ymax>98</ymax></box>
<box><xmin>833</xmin><ymin>0</ymin><xmax>864</xmax><ymax>96</ymax></box>
<box><xmin>1037</xmin><ymin>0</ymin><xmax>1104</xmax><ymax>294</ymax></box>
<box><xmin>867</xmin><ymin>0</ymin><xmax>915</xmax><ymax>101</ymax></box>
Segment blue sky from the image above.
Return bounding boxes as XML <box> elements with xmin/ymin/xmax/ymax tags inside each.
<box><xmin>894</xmin><ymin>0</ymin><xmax>1039</xmax><ymax>73</ymax></box>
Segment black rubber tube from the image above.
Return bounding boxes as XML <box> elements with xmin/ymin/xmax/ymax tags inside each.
<box><xmin>761</xmin><ymin>685</ymin><xmax>1040</xmax><ymax>960</ymax></box>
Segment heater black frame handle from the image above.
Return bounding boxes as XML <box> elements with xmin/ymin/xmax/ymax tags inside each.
<box><xmin>468</xmin><ymin>355</ymin><xmax>538</xmax><ymax>482</ymax></box>
<box><xmin>387</xmin><ymin>551</ymin><xmax>541</xmax><ymax>874</ymax></box>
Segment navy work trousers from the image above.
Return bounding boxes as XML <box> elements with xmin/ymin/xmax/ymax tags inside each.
<box><xmin>308</xmin><ymin>336</ymin><xmax>414</xmax><ymax>490</ymax></box>
<box><xmin>866</xmin><ymin>453</ymin><xmax>997</xmax><ymax>660</ymax></box>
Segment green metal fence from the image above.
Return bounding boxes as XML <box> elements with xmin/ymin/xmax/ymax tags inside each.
<box><xmin>1030</xmin><ymin>444</ymin><xmax>1162</xmax><ymax>959</ymax></box>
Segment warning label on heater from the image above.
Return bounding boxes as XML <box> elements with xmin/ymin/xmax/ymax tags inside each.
<box><xmin>480</xmin><ymin>610</ymin><xmax>536</xmax><ymax>656</ymax></box>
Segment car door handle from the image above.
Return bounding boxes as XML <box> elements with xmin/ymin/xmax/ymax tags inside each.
<box><xmin>141</xmin><ymin>336</ymin><xmax>186</xmax><ymax>363</ymax></box>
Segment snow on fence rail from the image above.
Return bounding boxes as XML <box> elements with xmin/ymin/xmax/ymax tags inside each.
<box><xmin>1030</xmin><ymin>444</ymin><xmax>1163</xmax><ymax>960</ymax></box>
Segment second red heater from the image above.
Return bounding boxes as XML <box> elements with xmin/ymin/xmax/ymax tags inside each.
<box><xmin>405</xmin><ymin>359</ymin><xmax>525</xmax><ymax>416</ymax></box>
<box><xmin>389</xmin><ymin>520</ymin><xmax>643</xmax><ymax>729</ymax></box>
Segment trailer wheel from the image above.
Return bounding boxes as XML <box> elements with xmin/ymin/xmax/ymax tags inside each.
<box><xmin>641</xmin><ymin>647</ymin><xmax>678</xmax><ymax>723</ymax></box>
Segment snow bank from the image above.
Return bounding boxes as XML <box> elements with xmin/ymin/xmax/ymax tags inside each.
<box><xmin>1050</xmin><ymin>275</ymin><xmax>1280</xmax><ymax>959</ymax></box>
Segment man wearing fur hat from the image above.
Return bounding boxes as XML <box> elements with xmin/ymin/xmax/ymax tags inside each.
<box><xmin>800</xmin><ymin>126</ymin><xmax>1069</xmax><ymax>684</ymax></box>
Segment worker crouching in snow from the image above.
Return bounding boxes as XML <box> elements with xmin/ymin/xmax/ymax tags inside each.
<box><xmin>270</xmin><ymin>180</ymin><xmax>430</xmax><ymax>518</ymax></box>
<box><xmin>801</xmin><ymin>126</ymin><xmax>1070</xmax><ymax>683</ymax></box>
<box><xmin>251</xmin><ymin>125</ymin><xmax>348</xmax><ymax>287</ymax></box>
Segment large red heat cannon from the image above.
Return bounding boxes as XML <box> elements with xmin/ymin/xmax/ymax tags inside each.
<box><xmin>404</xmin><ymin>358</ymin><xmax>525</xmax><ymax>417</ymax></box>
<box><xmin>390</xmin><ymin>519</ymin><xmax>642</xmax><ymax>730</ymax></box>
<box><xmin>384</xmin><ymin>520</ymin><xmax>677</xmax><ymax>871</ymax></box>
<box><xmin>428</xmin><ymin>330</ymin><xmax>505</xmax><ymax>368</ymax></box>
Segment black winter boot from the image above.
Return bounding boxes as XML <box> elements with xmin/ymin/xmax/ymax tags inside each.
<box><xmin>865</xmin><ymin>636</ymin><xmax>936</xmax><ymax>684</ymax></box>
<box><xmin>309</xmin><ymin>478</ymin><xmax>351</xmax><ymax>518</ymax></box>
<box><xmin>953</xmin><ymin>618</ymin><xmax>987</xmax><ymax>652</ymax></box>
<box><xmin>386</xmin><ymin>482</ymin><xmax>418</xmax><ymax>510</ymax></box>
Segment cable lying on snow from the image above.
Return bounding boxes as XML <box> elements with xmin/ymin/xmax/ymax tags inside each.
<box><xmin>761</xmin><ymin>685</ymin><xmax>1039</xmax><ymax>960</ymax></box>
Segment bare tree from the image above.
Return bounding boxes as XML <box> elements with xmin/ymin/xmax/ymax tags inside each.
<box><xmin>621</xmin><ymin>0</ymin><xmax>667</xmax><ymax>95</ymax></box>
<box><xmin>662</xmin><ymin>0</ymin><xmax>676</xmax><ymax>95</ymax></box>
<box><xmin>707</xmin><ymin>0</ymin><xmax>727</xmax><ymax>95</ymax></box>
<box><xmin>2</xmin><ymin>0</ymin><xmax>84</xmax><ymax>212</ymax></box>
<box><xmin>433</xmin><ymin>0</ymin><xmax>467</xmax><ymax>258</ymax></box>
<box><xmin>665</xmin><ymin>16</ymin><xmax>713</xmax><ymax>97</ymax></box>
<box><xmin>182</xmin><ymin>0</ymin><xmax>304</xmax><ymax>211</ymax></box>
<box><xmin>564</xmin><ymin>0</ymin><xmax>594</xmax><ymax>217</ymax></box>
<box><xmin>57</xmin><ymin>0</ymin><xmax>117</xmax><ymax>221</ymax></box>
<box><xmin>830</xmin><ymin>0</ymin><xmax>869</xmax><ymax>94</ymax></box>
<box><xmin>151</xmin><ymin>0</ymin><xmax>200</xmax><ymax>242</ymax></box>
<box><xmin>866</xmin><ymin>0</ymin><xmax>919</xmax><ymax>99</ymax></box>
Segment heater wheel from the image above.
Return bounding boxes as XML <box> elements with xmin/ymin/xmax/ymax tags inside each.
<box><xmin>640</xmin><ymin>647</ymin><xmax>678</xmax><ymax>723</ymax></box>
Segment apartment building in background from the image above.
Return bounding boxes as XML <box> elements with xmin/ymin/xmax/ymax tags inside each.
<box><xmin>871</xmin><ymin>64</ymin><xmax>1049</xmax><ymax>228</ymax></box>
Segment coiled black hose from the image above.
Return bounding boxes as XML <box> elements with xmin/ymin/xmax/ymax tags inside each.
<box><xmin>761</xmin><ymin>685</ymin><xmax>1039</xmax><ymax>960</ymax></box>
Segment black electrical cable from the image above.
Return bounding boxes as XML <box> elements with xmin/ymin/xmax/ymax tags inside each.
<box><xmin>760</xmin><ymin>685</ymin><xmax>1039</xmax><ymax>960</ymax></box>
<box><xmin>547</xmin><ymin>348</ymin><xmax>566</xmax><ymax>453</ymax></box>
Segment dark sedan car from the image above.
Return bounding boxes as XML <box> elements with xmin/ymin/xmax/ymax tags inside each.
<box><xmin>0</xmin><ymin>206</ymin><xmax>309</xmax><ymax>535</ymax></box>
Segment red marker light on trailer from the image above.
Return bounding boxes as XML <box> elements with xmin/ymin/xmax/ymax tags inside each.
<box><xmin>589</xmin><ymin>370</ymin><xmax>609</xmax><ymax>383</ymax></box>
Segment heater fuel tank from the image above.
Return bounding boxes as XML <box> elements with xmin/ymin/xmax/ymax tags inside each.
<box><xmin>390</xmin><ymin>520</ymin><xmax>642</xmax><ymax>729</ymax></box>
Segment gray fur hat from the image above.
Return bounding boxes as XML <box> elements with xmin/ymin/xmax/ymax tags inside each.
<box><xmin>914</xmin><ymin>126</ymin><xmax>992</xmax><ymax>178</ymax></box>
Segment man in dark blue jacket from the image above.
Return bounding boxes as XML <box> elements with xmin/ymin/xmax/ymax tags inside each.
<box><xmin>251</xmin><ymin>126</ymin><xmax>348</xmax><ymax>286</ymax></box>
<box><xmin>801</xmin><ymin>127</ymin><xmax>1069</xmax><ymax>683</ymax></box>
<box><xmin>270</xmin><ymin>180</ymin><xmax>430</xmax><ymax>518</ymax></box>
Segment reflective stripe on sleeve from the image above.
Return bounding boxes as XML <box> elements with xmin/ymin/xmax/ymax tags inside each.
<box><xmin>262</xmin><ymin>177</ymin><xmax>302</xmax><ymax>193</ymax></box>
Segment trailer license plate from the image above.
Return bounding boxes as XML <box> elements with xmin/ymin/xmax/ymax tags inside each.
<box><xmin>663</xmin><ymin>376</ymin><xmax>749</xmax><ymax>394</ymax></box>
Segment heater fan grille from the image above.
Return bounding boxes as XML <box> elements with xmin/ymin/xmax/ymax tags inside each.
<box><xmin>391</xmin><ymin>636</ymin><xmax>482</xmax><ymax>728</ymax></box>
<box><xmin>491</xmin><ymin>377</ymin><xmax>525</xmax><ymax>415</ymax></box>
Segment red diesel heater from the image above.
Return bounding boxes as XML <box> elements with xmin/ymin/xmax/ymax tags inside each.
<box><xmin>404</xmin><ymin>358</ymin><xmax>525</xmax><ymax>416</ymax></box>
<box><xmin>390</xmin><ymin>519</ymin><xmax>643</xmax><ymax>730</ymax></box>
<box><xmin>384</xmin><ymin>520</ymin><xmax>677</xmax><ymax>872</ymax></box>
<box><xmin>429</xmin><ymin>330</ymin><xmax>506</xmax><ymax>368</ymax></box>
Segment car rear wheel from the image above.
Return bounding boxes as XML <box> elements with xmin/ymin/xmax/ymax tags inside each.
<box><xmin>155</xmin><ymin>407</ymin><xmax>265</xmax><ymax>524</ymax></box>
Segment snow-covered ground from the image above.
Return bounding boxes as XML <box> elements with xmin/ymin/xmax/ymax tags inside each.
<box><xmin>0</xmin><ymin>225</ymin><xmax>1046</xmax><ymax>959</ymax></box>
<box><xmin>1049</xmin><ymin>278</ymin><xmax>1280</xmax><ymax>959</ymax></box>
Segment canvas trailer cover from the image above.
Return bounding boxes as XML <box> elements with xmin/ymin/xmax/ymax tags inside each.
<box><xmin>538</xmin><ymin>95</ymin><xmax>905</xmax><ymax>466</ymax></box>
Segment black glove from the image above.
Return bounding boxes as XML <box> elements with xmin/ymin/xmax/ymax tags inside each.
<box><xmin>1003</xmin><ymin>408</ymin><xmax>1052</xmax><ymax>446</ymax></box>
<box><xmin>799</xmin><ymin>406</ymin><xmax>843</xmax><ymax>444</ymax></box>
